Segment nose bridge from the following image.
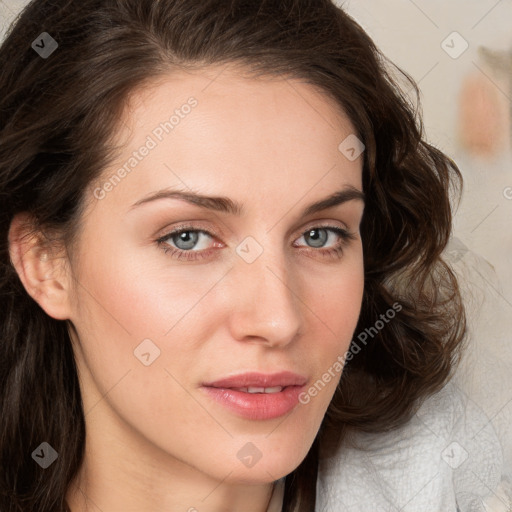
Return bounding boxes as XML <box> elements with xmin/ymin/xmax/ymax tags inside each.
<box><xmin>227</xmin><ymin>234</ymin><xmax>302</xmax><ymax>345</ymax></box>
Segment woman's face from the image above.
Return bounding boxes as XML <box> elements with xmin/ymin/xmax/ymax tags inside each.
<box><xmin>66</xmin><ymin>65</ymin><xmax>365</xmax><ymax>486</ymax></box>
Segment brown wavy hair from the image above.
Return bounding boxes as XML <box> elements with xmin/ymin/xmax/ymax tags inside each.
<box><xmin>0</xmin><ymin>0</ymin><xmax>466</xmax><ymax>510</ymax></box>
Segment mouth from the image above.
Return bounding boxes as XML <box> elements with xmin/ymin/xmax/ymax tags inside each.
<box><xmin>201</xmin><ymin>371</ymin><xmax>308</xmax><ymax>420</ymax></box>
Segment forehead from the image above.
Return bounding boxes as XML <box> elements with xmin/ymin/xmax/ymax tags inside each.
<box><xmin>92</xmin><ymin>65</ymin><xmax>363</xmax><ymax>213</ymax></box>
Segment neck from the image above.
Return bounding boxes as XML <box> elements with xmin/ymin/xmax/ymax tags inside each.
<box><xmin>65</xmin><ymin>459</ymin><xmax>276</xmax><ymax>512</ymax></box>
<box><xmin>64</xmin><ymin>411</ymin><xmax>277</xmax><ymax>512</ymax></box>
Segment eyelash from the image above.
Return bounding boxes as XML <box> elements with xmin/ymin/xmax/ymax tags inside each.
<box><xmin>155</xmin><ymin>223</ymin><xmax>357</xmax><ymax>262</ymax></box>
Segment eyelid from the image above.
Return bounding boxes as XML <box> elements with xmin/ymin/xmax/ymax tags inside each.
<box><xmin>155</xmin><ymin>221</ymin><xmax>357</xmax><ymax>263</ymax></box>
<box><xmin>155</xmin><ymin>218</ymin><xmax>353</xmax><ymax>244</ymax></box>
<box><xmin>154</xmin><ymin>221</ymin><xmax>221</xmax><ymax>241</ymax></box>
<box><xmin>300</xmin><ymin>218</ymin><xmax>350</xmax><ymax>234</ymax></box>
<box><xmin>154</xmin><ymin>220</ymin><xmax>357</xmax><ymax>259</ymax></box>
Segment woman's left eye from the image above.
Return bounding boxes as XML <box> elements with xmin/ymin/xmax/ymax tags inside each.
<box><xmin>156</xmin><ymin>224</ymin><xmax>356</xmax><ymax>262</ymax></box>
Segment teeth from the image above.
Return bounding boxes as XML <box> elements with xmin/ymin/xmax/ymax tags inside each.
<box><xmin>246</xmin><ymin>387</ymin><xmax>265</xmax><ymax>393</ymax></box>
<box><xmin>236</xmin><ymin>386</ymin><xmax>284</xmax><ymax>393</ymax></box>
<box><xmin>263</xmin><ymin>386</ymin><xmax>283</xmax><ymax>393</ymax></box>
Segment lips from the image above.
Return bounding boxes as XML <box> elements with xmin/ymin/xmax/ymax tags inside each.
<box><xmin>201</xmin><ymin>371</ymin><xmax>308</xmax><ymax>420</ymax></box>
<box><xmin>202</xmin><ymin>371</ymin><xmax>307</xmax><ymax>390</ymax></box>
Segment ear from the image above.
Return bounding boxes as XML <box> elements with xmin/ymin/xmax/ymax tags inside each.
<box><xmin>8</xmin><ymin>212</ymin><xmax>73</xmax><ymax>320</ymax></box>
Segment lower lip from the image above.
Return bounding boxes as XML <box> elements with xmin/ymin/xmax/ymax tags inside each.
<box><xmin>201</xmin><ymin>385</ymin><xmax>305</xmax><ymax>420</ymax></box>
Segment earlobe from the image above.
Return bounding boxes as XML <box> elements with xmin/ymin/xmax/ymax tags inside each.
<box><xmin>8</xmin><ymin>212</ymin><xmax>73</xmax><ymax>320</ymax></box>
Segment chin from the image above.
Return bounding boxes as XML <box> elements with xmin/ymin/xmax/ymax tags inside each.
<box><xmin>223</xmin><ymin>463</ymin><xmax>296</xmax><ymax>485</ymax></box>
<box><xmin>219</xmin><ymin>440</ymin><xmax>311</xmax><ymax>485</ymax></box>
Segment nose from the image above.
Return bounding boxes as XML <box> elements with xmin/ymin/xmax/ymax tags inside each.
<box><xmin>226</xmin><ymin>243</ymin><xmax>303</xmax><ymax>348</ymax></box>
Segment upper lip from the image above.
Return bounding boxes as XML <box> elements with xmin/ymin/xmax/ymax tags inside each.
<box><xmin>203</xmin><ymin>371</ymin><xmax>307</xmax><ymax>389</ymax></box>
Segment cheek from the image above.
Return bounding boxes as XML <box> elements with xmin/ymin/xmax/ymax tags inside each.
<box><xmin>311</xmin><ymin>252</ymin><xmax>365</xmax><ymax>346</ymax></box>
<box><xmin>296</xmin><ymin>253</ymin><xmax>364</xmax><ymax>405</ymax></box>
<box><xmin>68</xmin><ymin>243</ymin><xmax>217</xmax><ymax>446</ymax></box>
<box><xmin>69</xmin><ymin>238</ymin><xmax>232</xmax><ymax>397</ymax></box>
<box><xmin>73</xmin><ymin>241</ymin><xmax>201</xmax><ymax>340</ymax></box>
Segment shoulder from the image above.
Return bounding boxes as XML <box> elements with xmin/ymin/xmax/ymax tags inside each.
<box><xmin>316</xmin><ymin>382</ymin><xmax>509</xmax><ymax>511</ymax></box>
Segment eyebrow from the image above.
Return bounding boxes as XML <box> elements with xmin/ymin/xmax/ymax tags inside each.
<box><xmin>129</xmin><ymin>185</ymin><xmax>365</xmax><ymax>217</ymax></box>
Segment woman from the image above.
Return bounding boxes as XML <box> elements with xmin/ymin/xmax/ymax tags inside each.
<box><xmin>0</xmin><ymin>0</ymin><xmax>467</xmax><ymax>510</ymax></box>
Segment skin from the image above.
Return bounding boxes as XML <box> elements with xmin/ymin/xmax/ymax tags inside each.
<box><xmin>9</xmin><ymin>64</ymin><xmax>365</xmax><ymax>512</ymax></box>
